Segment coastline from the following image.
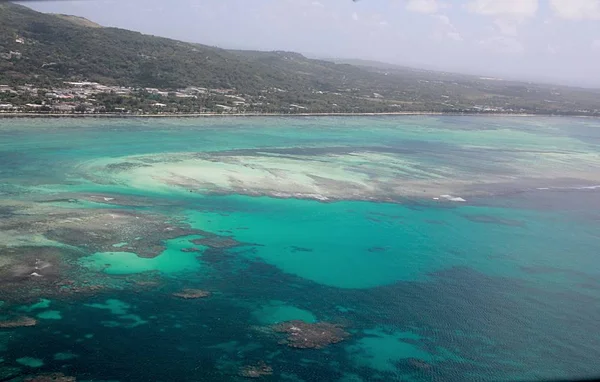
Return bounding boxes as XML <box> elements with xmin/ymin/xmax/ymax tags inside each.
<box><xmin>0</xmin><ymin>111</ymin><xmax>593</xmax><ymax>119</ymax></box>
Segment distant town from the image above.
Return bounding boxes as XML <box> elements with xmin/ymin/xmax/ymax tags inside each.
<box><xmin>0</xmin><ymin>80</ymin><xmax>581</xmax><ymax>116</ymax></box>
<box><xmin>0</xmin><ymin>81</ymin><xmax>286</xmax><ymax>115</ymax></box>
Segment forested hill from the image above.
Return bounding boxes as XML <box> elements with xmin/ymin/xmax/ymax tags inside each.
<box><xmin>0</xmin><ymin>2</ymin><xmax>296</xmax><ymax>91</ymax></box>
<box><xmin>1</xmin><ymin>2</ymin><xmax>599</xmax><ymax>115</ymax></box>
<box><xmin>0</xmin><ymin>2</ymin><xmax>402</xmax><ymax>93</ymax></box>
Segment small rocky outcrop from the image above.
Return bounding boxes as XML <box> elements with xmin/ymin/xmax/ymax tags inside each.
<box><xmin>172</xmin><ymin>288</ymin><xmax>211</xmax><ymax>299</ymax></box>
<box><xmin>272</xmin><ymin>320</ymin><xmax>349</xmax><ymax>349</ymax></box>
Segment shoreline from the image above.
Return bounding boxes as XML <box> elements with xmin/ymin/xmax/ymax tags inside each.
<box><xmin>0</xmin><ymin>111</ymin><xmax>596</xmax><ymax>119</ymax></box>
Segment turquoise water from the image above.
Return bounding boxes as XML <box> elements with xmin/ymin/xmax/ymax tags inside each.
<box><xmin>1</xmin><ymin>116</ymin><xmax>600</xmax><ymax>381</ymax></box>
<box><xmin>80</xmin><ymin>236</ymin><xmax>205</xmax><ymax>275</ymax></box>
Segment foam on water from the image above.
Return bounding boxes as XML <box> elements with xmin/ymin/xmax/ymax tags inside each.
<box><xmin>440</xmin><ymin>194</ymin><xmax>466</xmax><ymax>202</ymax></box>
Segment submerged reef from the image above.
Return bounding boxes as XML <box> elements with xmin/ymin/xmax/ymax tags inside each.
<box><xmin>75</xmin><ymin>193</ymin><xmax>158</xmax><ymax>207</ymax></box>
<box><xmin>81</xmin><ymin>146</ymin><xmax>600</xmax><ymax>203</ymax></box>
<box><xmin>407</xmin><ymin>358</ymin><xmax>432</xmax><ymax>370</ymax></box>
<box><xmin>0</xmin><ymin>197</ymin><xmax>206</xmax><ymax>303</ymax></box>
<box><xmin>0</xmin><ymin>367</ymin><xmax>21</xmax><ymax>381</ymax></box>
<box><xmin>272</xmin><ymin>320</ymin><xmax>349</xmax><ymax>349</ymax></box>
<box><xmin>238</xmin><ymin>361</ymin><xmax>273</xmax><ymax>379</ymax></box>
<box><xmin>131</xmin><ymin>280</ymin><xmax>161</xmax><ymax>288</ymax></box>
<box><xmin>190</xmin><ymin>235</ymin><xmax>243</xmax><ymax>249</ymax></box>
<box><xmin>0</xmin><ymin>198</ymin><xmax>202</xmax><ymax>259</ymax></box>
<box><xmin>0</xmin><ymin>246</ymin><xmax>64</xmax><ymax>282</ymax></box>
<box><xmin>172</xmin><ymin>289</ymin><xmax>211</xmax><ymax>299</ymax></box>
<box><xmin>0</xmin><ymin>316</ymin><xmax>37</xmax><ymax>328</ymax></box>
<box><xmin>180</xmin><ymin>247</ymin><xmax>202</xmax><ymax>253</ymax></box>
<box><xmin>43</xmin><ymin>209</ymin><xmax>200</xmax><ymax>259</ymax></box>
<box><xmin>0</xmin><ymin>245</ymin><xmax>105</xmax><ymax>302</ymax></box>
<box><xmin>24</xmin><ymin>373</ymin><xmax>76</xmax><ymax>382</ymax></box>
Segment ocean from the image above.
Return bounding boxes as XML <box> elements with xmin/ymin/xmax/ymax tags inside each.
<box><xmin>0</xmin><ymin>116</ymin><xmax>599</xmax><ymax>381</ymax></box>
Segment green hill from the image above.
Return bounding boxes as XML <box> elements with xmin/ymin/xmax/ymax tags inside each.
<box><xmin>0</xmin><ymin>3</ymin><xmax>291</xmax><ymax>90</ymax></box>
<box><xmin>0</xmin><ymin>2</ymin><xmax>599</xmax><ymax>115</ymax></box>
<box><xmin>0</xmin><ymin>2</ymin><xmax>394</xmax><ymax>94</ymax></box>
<box><xmin>52</xmin><ymin>14</ymin><xmax>103</xmax><ymax>29</ymax></box>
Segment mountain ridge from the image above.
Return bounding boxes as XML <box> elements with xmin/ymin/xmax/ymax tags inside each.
<box><xmin>1</xmin><ymin>2</ymin><xmax>599</xmax><ymax>115</ymax></box>
<box><xmin>51</xmin><ymin>14</ymin><xmax>103</xmax><ymax>28</ymax></box>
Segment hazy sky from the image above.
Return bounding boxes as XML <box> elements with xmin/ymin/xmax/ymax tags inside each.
<box><xmin>26</xmin><ymin>0</ymin><xmax>600</xmax><ymax>87</ymax></box>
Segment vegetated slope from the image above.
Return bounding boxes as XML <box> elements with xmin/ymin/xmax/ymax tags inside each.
<box><xmin>0</xmin><ymin>2</ymin><xmax>397</xmax><ymax>94</ymax></box>
<box><xmin>51</xmin><ymin>14</ymin><xmax>103</xmax><ymax>28</ymax></box>
<box><xmin>0</xmin><ymin>3</ymin><xmax>306</xmax><ymax>91</ymax></box>
<box><xmin>1</xmin><ymin>2</ymin><xmax>599</xmax><ymax>114</ymax></box>
<box><xmin>338</xmin><ymin>59</ymin><xmax>600</xmax><ymax>114</ymax></box>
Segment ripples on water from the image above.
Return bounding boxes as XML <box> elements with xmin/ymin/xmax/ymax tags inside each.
<box><xmin>0</xmin><ymin>116</ymin><xmax>599</xmax><ymax>381</ymax></box>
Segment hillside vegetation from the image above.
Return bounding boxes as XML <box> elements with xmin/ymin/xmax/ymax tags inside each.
<box><xmin>1</xmin><ymin>2</ymin><xmax>599</xmax><ymax>115</ymax></box>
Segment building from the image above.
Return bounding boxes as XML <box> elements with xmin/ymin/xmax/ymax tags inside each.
<box><xmin>53</xmin><ymin>104</ymin><xmax>75</xmax><ymax>112</ymax></box>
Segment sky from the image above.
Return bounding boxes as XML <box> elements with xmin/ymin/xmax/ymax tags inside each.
<box><xmin>25</xmin><ymin>0</ymin><xmax>600</xmax><ymax>87</ymax></box>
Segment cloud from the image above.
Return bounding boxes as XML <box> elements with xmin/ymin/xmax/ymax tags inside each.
<box><xmin>493</xmin><ymin>18</ymin><xmax>520</xmax><ymax>37</ymax></box>
<box><xmin>406</xmin><ymin>0</ymin><xmax>439</xmax><ymax>14</ymax></box>
<box><xmin>466</xmin><ymin>0</ymin><xmax>537</xmax><ymax>37</ymax></box>
<box><xmin>352</xmin><ymin>12</ymin><xmax>359</xmax><ymax>21</ymax></box>
<box><xmin>479</xmin><ymin>36</ymin><xmax>524</xmax><ymax>54</ymax></box>
<box><xmin>549</xmin><ymin>0</ymin><xmax>600</xmax><ymax>20</ymax></box>
<box><xmin>592</xmin><ymin>39</ymin><xmax>600</xmax><ymax>51</ymax></box>
<box><xmin>432</xmin><ymin>14</ymin><xmax>462</xmax><ymax>41</ymax></box>
<box><xmin>466</xmin><ymin>0</ymin><xmax>538</xmax><ymax>18</ymax></box>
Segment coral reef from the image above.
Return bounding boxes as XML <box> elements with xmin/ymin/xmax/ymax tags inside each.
<box><xmin>0</xmin><ymin>198</ymin><xmax>206</xmax><ymax>303</ymax></box>
<box><xmin>0</xmin><ymin>199</ymin><xmax>202</xmax><ymax>259</ymax></box>
<box><xmin>43</xmin><ymin>209</ymin><xmax>200</xmax><ymax>258</ymax></box>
